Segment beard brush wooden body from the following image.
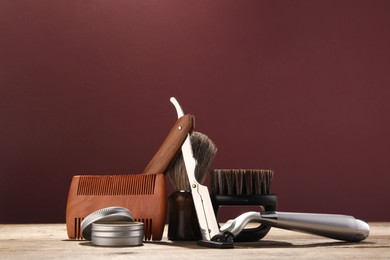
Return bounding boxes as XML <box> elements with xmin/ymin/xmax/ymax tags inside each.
<box><xmin>66</xmin><ymin>114</ymin><xmax>195</xmax><ymax>241</ymax></box>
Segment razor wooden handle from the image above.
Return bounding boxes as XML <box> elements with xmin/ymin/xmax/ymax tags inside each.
<box><xmin>143</xmin><ymin>114</ymin><xmax>195</xmax><ymax>175</ymax></box>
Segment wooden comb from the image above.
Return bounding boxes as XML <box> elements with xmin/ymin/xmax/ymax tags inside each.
<box><xmin>66</xmin><ymin>114</ymin><xmax>194</xmax><ymax>240</ymax></box>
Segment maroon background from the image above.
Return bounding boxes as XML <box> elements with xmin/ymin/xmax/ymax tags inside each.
<box><xmin>1</xmin><ymin>0</ymin><xmax>389</xmax><ymax>223</ymax></box>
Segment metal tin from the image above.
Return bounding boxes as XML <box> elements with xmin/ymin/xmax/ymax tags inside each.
<box><xmin>92</xmin><ymin>222</ymin><xmax>144</xmax><ymax>246</ymax></box>
<box><xmin>81</xmin><ymin>207</ymin><xmax>134</xmax><ymax>240</ymax></box>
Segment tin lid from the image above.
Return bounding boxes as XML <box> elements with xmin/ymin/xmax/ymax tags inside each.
<box><xmin>81</xmin><ymin>207</ymin><xmax>134</xmax><ymax>240</ymax></box>
<box><xmin>92</xmin><ymin>221</ymin><xmax>144</xmax><ymax>232</ymax></box>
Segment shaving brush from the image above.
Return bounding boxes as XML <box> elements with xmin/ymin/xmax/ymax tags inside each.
<box><xmin>166</xmin><ymin>131</ymin><xmax>217</xmax><ymax>241</ymax></box>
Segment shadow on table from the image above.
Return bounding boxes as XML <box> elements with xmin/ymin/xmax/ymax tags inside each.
<box><xmin>146</xmin><ymin>240</ymin><xmax>375</xmax><ymax>249</ymax></box>
<box><xmin>234</xmin><ymin>240</ymin><xmax>375</xmax><ymax>249</ymax></box>
<box><xmin>64</xmin><ymin>239</ymin><xmax>374</xmax><ymax>250</ymax></box>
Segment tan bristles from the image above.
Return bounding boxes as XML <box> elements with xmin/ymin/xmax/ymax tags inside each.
<box><xmin>210</xmin><ymin>169</ymin><xmax>274</xmax><ymax>196</ymax></box>
<box><xmin>166</xmin><ymin>131</ymin><xmax>217</xmax><ymax>190</ymax></box>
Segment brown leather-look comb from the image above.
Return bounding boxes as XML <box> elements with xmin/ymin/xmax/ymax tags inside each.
<box><xmin>66</xmin><ymin>114</ymin><xmax>195</xmax><ymax>241</ymax></box>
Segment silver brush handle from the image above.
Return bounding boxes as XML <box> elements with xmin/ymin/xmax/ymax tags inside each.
<box><xmin>220</xmin><ymin>211</ymin><xmax>370</xmax><ymax>242</ymax></box>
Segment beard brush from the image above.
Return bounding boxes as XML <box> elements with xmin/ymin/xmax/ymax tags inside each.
<box><xmin>165</xmin><ymin>131</ymin><xmax>218</xmax><ymax>241</ymax></box>
<box><xmin>209</xmin><ymin>169</ymin><xmax>278</xmax><ymax>242</ymax></box>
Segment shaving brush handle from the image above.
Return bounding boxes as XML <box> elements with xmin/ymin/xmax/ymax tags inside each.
<box><xmin>168</xmin><ymin>190</ymin><xmax>201</xmax><ymax>241</ymax></box>
<box><xmin>211</xmin><ymin>194</ymin><xmax>278</xmax><ymax>242</ymax></box>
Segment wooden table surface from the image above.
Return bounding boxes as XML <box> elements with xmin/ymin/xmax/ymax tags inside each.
<box><xmin>1</xmin><ymin>223</ymin><xmax>389</xmax><ymax>259</ymax></box>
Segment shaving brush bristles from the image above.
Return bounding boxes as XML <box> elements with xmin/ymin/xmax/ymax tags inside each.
<box><xmin>166</xmin><ymin>131</ymin><xmax>217</xmax><ymax>190</ymax></box>
<box><xmin>191</xmin><ymin>132</ymin><xmax>218</xmax><ymax>184</ymax></box>
<box><xmin>210</xmin><ymin>169</ymin><xmax>274</xmax><ymax>196</ymax></box>
<box><xmin>166</xmin><ymin>154</ymin><xmax>188</xmax><ymax>190</ymax></box>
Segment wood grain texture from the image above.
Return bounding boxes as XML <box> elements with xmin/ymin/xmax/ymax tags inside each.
<box><xmin>143</xmin><ymin>114</ymin><xmax>195</xmax><ymax>175</ymax></box>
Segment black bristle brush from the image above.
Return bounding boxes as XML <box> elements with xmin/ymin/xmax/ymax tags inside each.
<box><xmin>165</xmin><ymin>131</ymin><xmax>218</xmax><ymax>240</ymax></box>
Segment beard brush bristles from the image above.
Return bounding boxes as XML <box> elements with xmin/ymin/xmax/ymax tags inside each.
<box><xmin>166</xmin><ymin>131</ymin><xmax>218</xmax><ymax>190</ymax></box>
<box><xmin>210</xmin><ymin>169</ymin><xmax>274</xmax><ymax>196</ymax></box>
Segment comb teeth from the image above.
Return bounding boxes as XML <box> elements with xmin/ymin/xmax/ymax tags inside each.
<box><xmin>77</xmin><ymin>174</ymin><xmax>156</xmax><ymax>196</ymax></box>
<box><xmin>210</xmin><ymin>169</ymin><xmax>274</xmax><ymax>196</ymax></box>
<box><xmin>134</xmin><ymin>218</ymin><xmax>153</xmax><ymax>240</ymax></box>
<box><xmin>74</xmin><ymin>218</ymin><xmax>83</xmax><ymax>239</ymax></box>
